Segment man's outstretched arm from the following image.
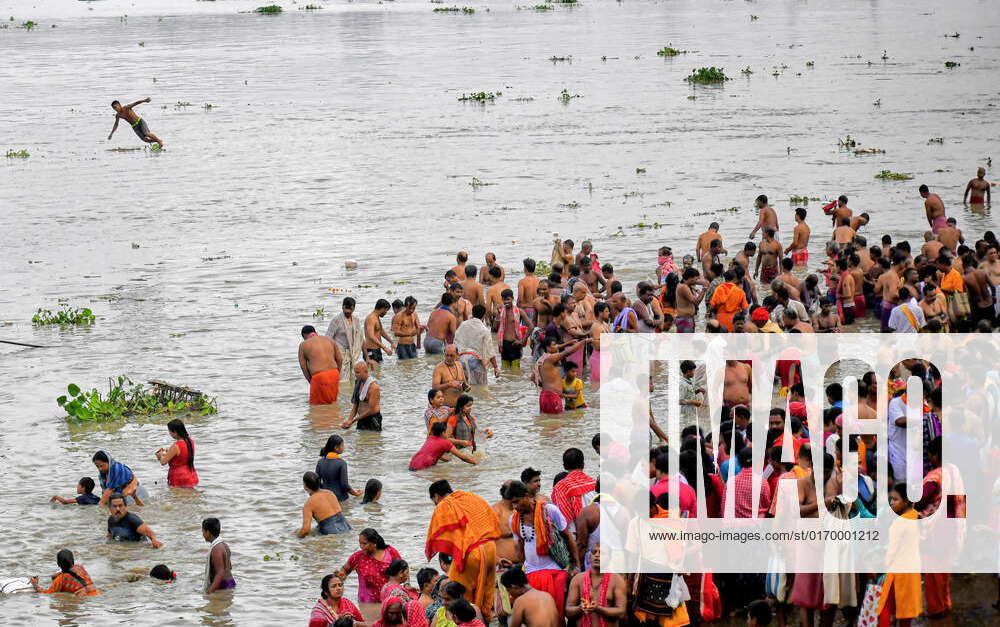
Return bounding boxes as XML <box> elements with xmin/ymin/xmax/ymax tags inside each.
<box><xmin>126</xmin><ymin>97</ymin><xmax>151</xmax><ymax>108</ymax></box>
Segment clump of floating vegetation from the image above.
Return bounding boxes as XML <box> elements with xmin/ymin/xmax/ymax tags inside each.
<box><xmin>853</xmin><ymin>148</ymin><xmax>885</xmax><ymax>155</ymax></box>
<box><xmin>301</xmin><ymin>4</ymin><xmax>323</xmax><ymax>9</ymax></box>
<box><xmin>434</xmin><ymin>6</ymin><xmax>475</xmax><ymax>12</ymax></box>
<box><xmin>805</xmin><ymin>61</ymin><xmax>815</xmax><ymax>67</ymax></box>
<box><xmin>21</xmin><ymin>20</ymin><xmax>37</xmax><ymax>30</ymax></box>
<box><xmin>58</xmin><ymin>376</ymin><xmax>218</xmax><ymax>422</ymax></box>
<box><xmin>928</xmin><ymin>137</ymin><xmax>944</xmax><ymax>144</ymax></box>
<box><xmin>741</xmin><ymin>66</ymin><xmax>753</xmax><ymax>75</ymax></box>
<box><xmin>6</xmin><ymin>149</ymin><xmax>30</xmax><ymax>158</ymax></box>
<box><xmin>312</xmin><ymin>307</ymin><xmax>326</xmax><ymax>318</ymax></box>
<box><xmin>875</xmin><ymin>170</ymin><xmax>913</xmax><ymax>181</ymax></box>
<box><xmin>685</xmin><ymin>67</ymin><xmax>729</xmax><ymax>83</ymax></box>
<box><xmin>838</xmin><ymin>135</ymin><xmax>857</xmax><ymax>148</ymax></box>
<box><xmin>558</xmin><ymin>88</ymin><xmax>581</xmax><ymax>103</ymax></box>
<box><xmin>203</xmin><ymin>103</ymin><xmax>214</xmax><ymax>110</ymax></box>
<box><xmin>530</xmin><ymin>4</ymin><xmax>554</xmax><ymax>10</ymax></box>
<box><xmin>470</xmin><ymin>177</ymin><xmax>495</xmax><ymax>188</ymax></box>
<box><xmin>944</xmin><ymin>61</ymin><xmax>960</xmax><ymax>68</ymax></box>
<box><xmin>656</xmin><ymin>45</ymin><xmax>687</xmax><ymax>57</ymax></box>
<box><xmin>458</xmin><ymin>91</ymin><xmax>500</xmax><ymax>102</ymax></box>
<box><xmin>549</xmin><ymin>55</ymin><xmax>571</xmax><ymax>62</ymax></box>
<box><xmin>175</xmin><ymin>101</ymin><xmax>193</xmax><ymax>107</ymax></box>
<box><xmin>254</xmin><ymin>5</ymin><xmax>282</xmax><ymax>13</ymax></box>
<box><xmin>32</xmin><ymin>306</ymin><xmax>95</xmax><ymax>326</ymax></box>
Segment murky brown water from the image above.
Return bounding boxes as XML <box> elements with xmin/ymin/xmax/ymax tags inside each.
<box><xmin>1</xmin><ymin>0</ymin><xmax>997</xmax><ymax>624</ymax></box>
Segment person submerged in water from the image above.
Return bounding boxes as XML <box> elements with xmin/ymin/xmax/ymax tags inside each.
<box><xmin>202</xmin><ymin>517</ymin><xmax>236</xmax><ymax>593</ymax></box>
<box><xmin>300</xmin><ymin>471</ymin><xmax>353</xmax><ymax>536</ymax></box>
<box><xmin>50</xmin><ymin>476</ymin><xmax>100</xmax><ymax>505</ymax></box>
<box><xmin>108</xmin><ymin>98</ymin><xmax>164</xmax><ymax>147</ymax></box>
<box><xmin>107</xmin><ymin>493</ymin><xmax>163</xmax><ymax>547</ymax></box>
<box><xmin>31</xmin><ymin>549</ymin><xmax>100</xmax><ymax>596</ymax></box>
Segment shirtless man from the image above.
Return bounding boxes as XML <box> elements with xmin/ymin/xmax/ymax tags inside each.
<box><xmin>433</xmin><ymin>345</ymin><xmax>470</xmax><ymax>407</ymax></box>
<box><xmin>536</xmin><ymin>337</ymin><xmax>589</xmax><ymax>414</ymax></box>
<box><xmin>812</xmin><ymin>301</ymin><xmax>841</xmax><ymax>333</ymax></box>
<box><xmin>566</xmin><ymin>545</ymin><xmax>627</xmax><ymax>627</ymax></box>
<box><xmin>462</xmin><ymin>265</ymin><xmax>484</xmax><ymax>306</ymax></box>
<box><xmin>749</xmin><ymin>194</ymin><xmax>779</xmax><ymax>239</ymax></box>
<box><xmin>921</xmin><ymin>231</ymin><xmax>945</xmax><ymax>260</ymax></box>
<box><xmin>937</xmin><ymin>217</ymin><xmax>964</xmax><ymax>253</ymax></box>
<box><xmin>532</xmin><ymin>280</ymin><xmax>558</xmax><ymax>330</ymax></box>
<box><xmin>501</xmin><ymin>568</ymin><xmax>561</xmax><ymax>627</ymax></box>
<box><xmin>733</xmin><ymin>241</ymin><xmax>756</xmax><ymax>272</ymax></box>
<box><xmin>485</xmin><ymin>266</ymin><xmax>512</xmax><ymax>324</ymax></box>
<box><xmin>702</xmin><ymin>239</ymin><xmax>725</xmax><ymax>280</ymax></box>
<box><xmin>835</xmin><ymin>258</ymin><xmax>857</xmax><ymax>325</ymax></box>
<box><xmin>776</xmin><ymin>257</ymin><xmax>803</xmax><ymax>294</ymax></box>
<box><xmin>450</xmin><ymin>251</ymin><xmax>469</xmax><ymax>280</ymax></box>
<box><xmin>833</xmin><ymin>218</ymin><xmax>855</xmax><ymax>247</ymax></box>
<box><xmin>108</xmin><ymin>97</ymin><xmax>164</xmax><ymax>147</ymax></box>
<box><xmin>675</xmin><ymin>268</ymin><xmax>706</xmax><ymax>333</ymax></box>
<box><xmin>784</xmin><ymin>208</ymin><xmax>811</xmax><ymax>267</ymax></box>
<box><xmin>552</xmin><ymin>238</ymin><xmax>575</xmax><ymax>271</ymax></box>
<box><xmin>425</xmin><ymin>294</ymin><xmax>458</xmax><ymax>354</ymax></box>
<box><xmin>298</xmin><ymin>325</ymin><xmax>344</xmax><ymax>405</ymax></box>
<box><xmin>962</xmin><ymin>255</ymin><xmax>995</xmax><ymax>324</ymax></box>
<box><xmin>632</xmin><ymin>283</ymin><xmax>661</xmax><ymax>332</ymax></box>
<box><xmin>576</xmin><ymin>240</ymin><xmax>596</xmax><ymax>266</ymax></box>
<box><xmin>848</xmin><ymin>254</ymin><xmax>867</xmax><ymax>315</ymax></box>
<box><xmin>579</xmin><ymin>260</ymin><xmax>607</xmax><ymax>297</ymax></box>
<box><xmin>754</xmin><ymin>228</ymin><xmax>782</xmax><ymax>283</ymax></box>
<box><xmin>448</xmin><ymin>283</ymin><xmax>472</xmax><ymax>323</ymax></box>
<box><xmin>983</xmin><ymin>245</ymin><xmax>1000</xmax><ymax>286</ymax></box>
<box><xmin>479</xmin><ymin>252</ymin><xmax>505</xmax><ymax>285</ymax></box>
<box><xmin>499</xmin><ymin>289</ymin><xmax>534</xmax><ymax>367</ymax></box>
<box><xmin>391</xmin><ymin>296</ymin><xmax>421</xmax><ymax>360</ymax></box>
<box><xmin>919</xmin><ymin>284</ymin><xmax>949</xmax><ymax>331</ymax></box>
<box><xmin>696</xmin><ymin>222</ymin><xmax>726</xmax><ymax>260</ymax></box>
<box><xmin>589</xmin><ymin>302</ymin><xmax>611</xmax><ymax>381</ymax></box>
<box><xmin>572</xmin><ymin>283</ymin><xmax>596</xmax><ymax>326</ymax></box>
<box><xmin>875</xmin><ymin>254</ymin><xmax>905</xmax><ymax>331</ymax></box>
<box><xmin>724</xmin><ymin>359</ymin><xmax>751</xmax><ymax>407</ymax></box>
<box><xmin>920</xmin><ymin>184</ymin><xmax>948</xmax><ymax>233</ymax></box>
<box><xmin>342</xmin><ymin>362</ymin><xmax>383</xmax><ymax>430</ymax></box>
<box><xmin>850</xmin><ymin>212</ymin><xmax>870</xmax><ymax>233</ymax></box>
<box><xmin>609</xmin><ymin>293</ymin><xmax>639</xmax><ymax>333</ymax></box>
<box><xmin>782</xmin><ymin>309</ymin><xmax>814</xmax><ymax>333</ymax></box>
<box><xmin>518</xmin><ymin>258</ymin><xmax>541</xmax><ymax>314</ymax></box>
<box><xmin>829</xmin><ymin>195</ymin><xmax>852</xmax><ymax>227</ymax></box>
<box><xmin>963</xmin><ymin>167</ymin><xmax>991</xmax><ymax>206</ymax></box>
<box><xmin>202</xmin><ymin>518</ymin><xmax>235</xmax><ymax>593</ymax></box>
<box><xmin>492</xmin><ymin>481</ymin><xmax>518</xmax><ymax>564</ymax></box>
<box><xmin>364</xmin><ymin>299</ymin><xmax>394</xmax><ymax>365</ymax></box>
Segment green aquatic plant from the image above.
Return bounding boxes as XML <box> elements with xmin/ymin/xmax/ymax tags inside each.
<box><xmin>254</xmin><ymin>5</ymin><xmax>283</xmax><ymax>13</ymax></box>
<box><xmin>741</xmin><ymin>66</ymin><xmax>753</xmax><ymax>75</ymax></box>
<box><xmin>138</xmin><ymin>41</ymin><xmax>145</xmax><ymax>46</ymax></box>
<box><xmin>458</xmin><ymin>91</ymin><xmax>500</xmax><ymax>102</ymax></box>
<box><xmin>531</xmin><ymin>4</ymin><xmax>554</xmax><ymax>10</ymax></box>
<box><xmin>22</xmin><ymin>20</ymin><xmax>37</xmax><ymax>30</ymax></box>
<box><xmin>685</xmin><ymin>67</ymin><xmax>729</xmax><ymax>83</ymax></box>
<box><xmin>470</xmin><ymin>176</ymin><xmax>494</xmax><ymax>188</ymax></box>
<box><xmin>789</xmin><ymin>195</ymin><xmax>811</xmax><ymax>204</ymax></box>
<box><xmin>175</xmin><ymin>101</ymin><xmax>193</xmax><ymax>107</ymax></box>
<box><xmin>656</xmin><ymin>45</ymin><xmax>687</xmax><ymax>57</ymax></box>
<box><xmin>805</xmin><ymin>61</ymin><xmax>815</xmax><ymax>67</ymax></box>
<box><xmin>107</xmin><ymin>147</ymin><xmax>144</xmax><ymax>152</ymax></box>
<box><xmin>636</xmin><ymin>168</ymin><xmax>646</xmax><ymax>174</ymax></box>
<box><xmin>32</xmin><ymin>306</ymin><xmax>95</xmax><ymax>326</ymax></box>
<box><xmin>203</xmin><ymin>103</ymin><xmax>214</xmax><ymax>110</ymax></box>
<box><xmin>312</xmin><ymin>307</ymin><xmax>326</xmax><ymax>318</ymax></box>
<box><xmin>558</xmin><ymin>88</ymin><xmax>581</xmax><ymax>102</ymax></box>
<box><xmin>6</xmin><ymin>149</ymin><xmax>29</xmax><ymax>158</ymax></box>
<box><xmin>57</xmin><ymin>376</ymin><xmax>218</xmax><ymax>422</ymax></box>
<box><xmin>434</xmin><ymin>6</ymin><xmax>474</xmax><ymax>12</ymax></box>
<box><xmin>533</xmin><ymin>260</ymin><xmax>552</xmax><ymax>276</ymax></box>
<box><xmin>944</xmin><ymin>61</ymin><xmax>960</xmax><ymax>68</ymax></box>
<box><xmin>875</xmin><ymin>170</ymin><xmax>913</xmax><ymax>181</ymax></box>
<box><xmin>631</xmin><ymin>221</ymin><xmax>662</xmax><ymax>229</ymax></box>
<box><xmin>838</xmin><ymin>135</ymin><xmax>857</xmax><ymax>148</ymax></box>
<box><xmin>302</xmin><ymin>4</ymin><xmax>323</xmax><ymax>9</ymax></box>
<box><xmin>853</xmin><ymin>147</ymin><xmax>885</xmax><ymax>155</ymax></box>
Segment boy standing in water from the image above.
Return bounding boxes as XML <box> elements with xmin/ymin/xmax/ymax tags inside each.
<box><xmin>202</xmin><ymin>518</ymin><xmax>236</xmax><ymax>592</ymax></box>
<box><xmin>108</xmin><ymin>97</ymin><xmax>164</xmax><ymax>147</ymax></box>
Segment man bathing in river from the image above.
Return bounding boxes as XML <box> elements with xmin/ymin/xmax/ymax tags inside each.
<box><xmin>964</xmin><ymin>167</ymin><xmax>991</xmax><ymax>206</ymax></box>
<box><xmin>108</xmin><ymin>98</ymin><xmax>164</xmax><ymax>147</ymax></box>
<box><xmin>784</xmin><ymin>208</ymin><xmax>811</xmax><ymax>266</ymax></box>
<box><xmin>920</xmin><ymin>184</ymin><xmax>947</xmax><ymax>233</ymax></box>
<box><xmin>535</xmin><ymin>336</ymin><xmax>590</xmax><ymax>415</ymax></box>
<box><xmin>364</xmin><ymin>299</ymin><xmax>394</xmax><ymax>365</ymax></box>
<box><xmin>342</xmin><ymin>362</ymin><xmax>383</xmax><ymax>430</ymax></box>
<box><xmin>299</xmin><ymin>325</ymin><xmax>344</xmax><ymax>405</ymax></box>
<box><xmin>202</xmin><ymin>518</ymin><xmax>236</xmax><ymax>592</ymax></box>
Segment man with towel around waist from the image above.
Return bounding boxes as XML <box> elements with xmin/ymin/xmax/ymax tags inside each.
<box><xmin>299</xmin><ymin>325</ymin><xmax>344</xmax><ymax>405</ymax></box>
<box><xmin>454</xmin><ymin>304</ymin><xmax>500</xmax><ymax>385</ymax></box>
<box><xmin>426</xmin><ymin>480</ymin><xmax>502</xmax><ymax>623</ymax></box>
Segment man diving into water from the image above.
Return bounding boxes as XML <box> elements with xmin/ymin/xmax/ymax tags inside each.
<box><xmin>108</xmin><ymin>97</ymin><xmax>164</xmax><ymax>147</ymax></box>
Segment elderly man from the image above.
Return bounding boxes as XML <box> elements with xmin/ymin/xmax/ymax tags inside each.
<box><xmin>433</xmin><ymin>344</ymin><xmax>470</xmax><ymax>407</ymax></box>
<box><xmin>326</xmin><ymin>297</ymin><xmax>365</xmax><ymax>372</ymax></box>
<box><xmin>454</xmin><ymin>304</ymin><xmax>500</xmax><ymax>385</ymax></box>
<box><xmin>341</xmin><ymin>362</ymin><xmax>382</xmax><ymax>430</ymax></box>
<box><xmin>298</xmin><ymin>324</ymin><xmax>344</xmax><ymax>405</ymax></box>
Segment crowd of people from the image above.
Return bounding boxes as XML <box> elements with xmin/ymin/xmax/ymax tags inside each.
<box><xmin>36</xmin><ymin>175</ymin><xmax>999</xmax><ymax>626</ymax></box>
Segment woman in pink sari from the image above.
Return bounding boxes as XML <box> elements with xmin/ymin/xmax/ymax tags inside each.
<box><xmin>372</xmin><ymin>596</ymin><xmax>429</xmax><ymax>627</ymax></box>
<box><xmin>337</xmin><ymin>529</ymin><xmax>403</xmax><ymax>623</ymax></box>
<box><xmin>310</xmin><ymin>574</ymin><xmax>366</xmax><ymax>627</ymax></box>
<box><xmin>380</xmin><ymin>559</ymin><xmax>420</xmax><ymax>603</ymax></box>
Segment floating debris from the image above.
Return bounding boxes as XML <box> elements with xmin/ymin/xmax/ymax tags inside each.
<box><xmin>875</xmin><ymin>170</ymin><xmax>913</xmax><ymax>181</ymax></box>
<box><xmin>685</xmin><ymin>67</ymin><xmax>729</xmax><ymax>83</ymax></box>
<box><xmin>656</xmin><ymin>45</ymin><xmax>687</xmax><ymax>57</ymax></box>
<box><xmin>5</xmin><ymin>149</ymin><xmax>29</xmax><ymax>158</ymax></box>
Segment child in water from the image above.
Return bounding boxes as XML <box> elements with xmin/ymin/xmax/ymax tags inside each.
<box><xmin>50</xmin><ymin>477</ymin><xmax>100</xmax><ymax>505</ymax></box>
<box><xmin>561</xmin><ymin>362</ymin><xmax>586</xmax><ymax>410</ymax></box>
<box><xmin>361</xmin><ymin>478</ymin><xmax>382</xmax><ymax>504</ymax></box>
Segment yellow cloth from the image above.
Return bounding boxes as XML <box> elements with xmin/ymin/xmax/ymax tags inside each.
<box><xmin>759</xmin><ymin>320</ymin><xmax>784</xmax><ymax>333</ymax></box>
<box><xmin>448</xmin><ymin>542</ymin><xmax>496</xmax><ymax>623</ymax></box>
<box><xmin>876</xmin><ymin>508</ymin><xmax>922</xmax><ymax>619</ymax></box>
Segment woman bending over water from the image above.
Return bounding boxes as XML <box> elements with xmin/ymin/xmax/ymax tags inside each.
<box><xmin>93</xmin><ymin>450</ymin><xmax>148</xmax><ymax>506</ymax></box>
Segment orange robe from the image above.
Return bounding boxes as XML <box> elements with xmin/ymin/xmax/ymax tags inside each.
<box><xmin>309</xmin><ymin>368</ymin><xmax>341</xmax><ymax>404</ymax></box>
<box><xmin>709</xmin><ymin>283</ymin><xmax>748</xmax><ymax>332</ymax></box>
<box><xmin>877</xmin><ymin>509</ymin><xmax>922</xmax><ymax>622</ymax></box>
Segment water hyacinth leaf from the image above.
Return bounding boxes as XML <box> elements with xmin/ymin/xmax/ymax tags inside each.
<box><xmin>68</xmin><ymin>383</ymin><xmax>80</xmax><ymax>396</ymax></box>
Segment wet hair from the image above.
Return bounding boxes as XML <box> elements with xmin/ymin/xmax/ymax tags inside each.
<box><xmin>448</xmin><ymin>599</ymin><xmax>477</xmax><ymax>623</ymax></box>
<box><xmin>453</xmin><ymin>394</ymin><xmax>474</xmax><ymax>415</ymax></box>
<box><xmin>56</xmin><ymin>549</ymin><xmax>75</xmax><ymax>574</ymax></box>
<box><xmin>429</xmin><ymin>479</ymin><xmax>453</xmax><ymax>500</ymax></box>
<box><xmin>609</xmin><ymin>280</ymin><xmax>622</xmax><ymax>294</ymax></box>
<box><xmin>520</xmin><ymin>467</ymin><xmax>540</xmax><ymax>483</ymax></box>
<box><xmin>431</xmin><ymin>421</ymin><xmax>447</xmax><ymax>437</ymax></box>
<box><xmin>361</xmin><ymin>478</ymin><xmax>382</xmax><ymax>504</ymax></box>
<box><xmin>838</xmin><ymin>194</ymin><xmax>848</xmax><ymax>204</ymax></box>
<box><xmin>321</xmin><ymin>573</ymin><xmax>344</xmax><ymax>599</ymax></box>
<box><xmin>427</xmin><ymin>388</ymin><xmax>442</xmax><ymax>403</ymax></box>
<box><xmin>781</xmin><ymin>257</ymin><xmax>793</xmax><ymax>271</ymax></box>
<box><xmin>594</xmin><ymin>301</ymin><xmax>609</xmax><ymax>317</ymax></box>
<box><xmin>359</xmin><ymin>528</ymin><xmax>387</xmax><ymax>549</ymax></box>
<box><xmin>79</xmin><ymin>476</ymin><xmax>96</xmax><ymax>493</ymax></box>
<box><xmin>320</xmin><ymin>435</ymin><xmax>345</xmax><ymax>458</ymax></box>
<box><xmin>386</xmin><ymin>558</ymin><xmax>409</xmax><ymax>578</ymax></box>
<box><xmin>109</xmin><ymin>492</ymin><xmax>127</xmax><ymax>506</ymax></box>
<box><xmin>342</xmin><ymin>297</ymin><xmax>356</xmax><ymax>308</ymax></box>
<box><xmin>150</xmin><ymin>564</ymin><xmax>176</xmax><ymax>581</ymax></box>
<box><xmin>562</xmin><ymin>447</ymin><xmax>585</xmax><ymax>470</ymax></box>
<box><xmin>111</xmin><ymin>100</ymin><xmax>121</xmax><ymax>107</ymax></box>
<box><xmin>202</xmin><ymin>517</ymin><xmax>221</xmax><ymax>538</ymax></box>
<box><xmin>404</xmin><ymin>296</ymin><xmax>417</xmax><ymax>307</ymax></box>
<box><xmin>457</xmin><ymin>251</ymin><xmax>468</xmax><ymax>263</ymax></box>
<box><xmin>500</xmin><ymin>568</ymin><xmax>528</xmax><ymax>589</ymax></box>
<box><xmin>504</xmin><ymin>480</ymin><xmax>529</xmax><ymax>500</ymax></box>
<box><xmin>417</xmin><ymin>567</ymin><xmax>438</xmax><ymax>591</ymax></box>
<box><xmin>392</xmin><ymin>299</ymin><xmax>404</xmax><ymax>310</ymax></box>
<box><xmin>756</xmin><ymin>194</ymin><xmax>768</xmax><ymax>205</ymax></box>
<box><xmin>795</xmin><ymin>208</ymin><xmax>807</xmax><ymax>220</ymax></box>
<box><xmin>375</xmin><ymin>298</ymin><xmax>390</xmax><ymax>311</ymax></box>
<box><xmin>919</xmin><ymin>184</ymin><xmax>929</xmax><ymax>194</ymax></box>
<box><xmin>465</xmin><ymin>264</ymin><xmax>477</xmax><ymax>278</ymax></box>
<box><xmin>601</xmin><ymin>263</ymin><xmax>614</xmax><ymax>274</ymax></box>
<box><xmin>302</xmin><ymin>325</ymin><xmax>317</xmax><ymax>336</ymax></box>
<box><xmin>303</xmin><ymin>471</ymin><xmax>321</xmax><ymax>492</ymax></box>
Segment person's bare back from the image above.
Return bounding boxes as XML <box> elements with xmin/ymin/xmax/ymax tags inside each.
<box><xmin>299</xmin><ymin>335</ymin><xmax>343</xmax><ymax>378</ymax></box>
<box><xmin>512</xmin><ymin>589</ymin><xmax>561</xmax><ymax>627</ymax></box>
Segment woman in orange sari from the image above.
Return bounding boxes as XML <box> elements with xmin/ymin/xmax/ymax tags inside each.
<box><xmin>877</xmin><ymin>483</ymin><xmax>922</xmax><ymax>626</ymax></box>
<box><xmin>31</xmin><ymin>549</ymin><xmax>99</xmax><ymax>596</ymax></box>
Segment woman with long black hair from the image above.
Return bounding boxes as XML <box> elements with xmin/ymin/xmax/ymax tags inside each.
<box><xmin>155</xmin><ymin>419</ymin><xmax>199</xmax><ymax>487</ymax></box>
<box><xmin>31</xmin><ymin>549</ymin><xmax>99</xmax><ymax>596</ymax></box>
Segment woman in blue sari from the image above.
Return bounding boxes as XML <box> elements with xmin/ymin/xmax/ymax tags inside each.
<box><xmin>92</xmin><ymin>451</ymin><xmax>149</xmax><ymax>506</ymax></box>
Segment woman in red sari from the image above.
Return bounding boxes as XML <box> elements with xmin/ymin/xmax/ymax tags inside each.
<box><xmin>155</xmin><ymin>419</ymin><xmax>199</xmax><ymax>488</ymax></box>
<box><xmin>337</xmin><ymin>529</ymin><xmax>403</xmax><ymax>622</ymax></box>
<box><xmin>31</xmin><ymin>549</ymin><xmax>99</xmax><ymax>596</ymax></box>
<box><xmin>380</xmin><ymin>559</ymin><xmax>420</xmax><ymax>603</ymax></box>
<box><xmin>310</xmin><ymin>574</ymin><xmax>366</xmax><ymax>627</ymax></box>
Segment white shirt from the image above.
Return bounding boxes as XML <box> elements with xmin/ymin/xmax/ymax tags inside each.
<box><xmin>771</xmin><ymin>299</ymin><xmax>810</xmax><ymax>324</ymax></box>
<box><xmin>888</xmin><ymin>299</ymin><xmax>926</xmax><ymax>333</ymax></box>
<box><xmin>510</xmin><ymin>503</ymin><xmax>567</xmax><ymax>574</ymax></box>
<box><xmin>453</xmin><ymin>318</ymin><xmax>497</xmax><ymax>363</ymax></box>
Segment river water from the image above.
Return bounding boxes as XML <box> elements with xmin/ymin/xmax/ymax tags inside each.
<box><xmin>1</xmin><ymin>0</ymin><xmax>997</xmax><ymax>624</ymax></box>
